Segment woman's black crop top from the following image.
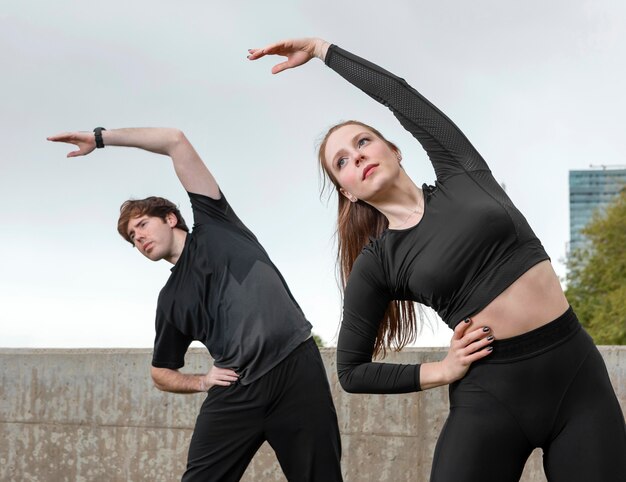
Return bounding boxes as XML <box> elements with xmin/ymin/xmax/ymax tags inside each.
<box><xmin>327</xmin><ymin>45</ymin><xmax>549</xmax><ymax>393</ymax></box>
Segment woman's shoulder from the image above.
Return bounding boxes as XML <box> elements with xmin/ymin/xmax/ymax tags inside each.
<box><xmin>353</xmin><ymin>237</ymin><xmax>388</xmax><ymax>279</ymax></box>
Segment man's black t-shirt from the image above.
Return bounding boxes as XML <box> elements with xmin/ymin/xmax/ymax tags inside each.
<box><xmin>152</xmin><ymin>190</ymin><xmax>312</xmax><ymax>385</ymax></box>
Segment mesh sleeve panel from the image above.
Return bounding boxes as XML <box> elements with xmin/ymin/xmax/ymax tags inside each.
<box><xmin>326</xmin><ymin>45</ymin><xmax>490</xmax><ymax>181</ymax></box>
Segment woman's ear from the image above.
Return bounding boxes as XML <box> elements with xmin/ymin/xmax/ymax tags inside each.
<box><xmin>339</xmin><ymin>188</ymin><xmax>358</xmax><ymax>203</ymax></box>
<box><xmin>393</xmin><ymin>147</ymin><xmax>402</xmax><ymax>162</ymax></box>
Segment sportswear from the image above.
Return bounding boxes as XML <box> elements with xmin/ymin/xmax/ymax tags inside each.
<box><xmin>430</xmin><ymin>309</ymin><xmax>626</xmax><ymax>482</ymax></box>
<box><xmin>326</xmin><ymin>45</ymin><xmax>548</xmax><ymax>393</ymax></box>
<box><xmin>183</xmin><ymin>338</ymin><xmax>342</xmax><ymax>482</ymax></box>
<box><xmin>152</xmin><ymin>191</ymin><xmax>312</xmax><ymax>385</ymax></box>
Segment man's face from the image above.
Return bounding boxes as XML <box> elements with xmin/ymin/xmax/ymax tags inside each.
<box><xmin>127</xmin><ymin>213</ymin><xmax>177</xmax><ymax>261</ymax></box>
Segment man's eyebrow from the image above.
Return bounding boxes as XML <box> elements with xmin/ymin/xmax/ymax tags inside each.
<box><xmin>127</xmin><ymin>217</ymin><xmax>145</xmax><ymax>238</ymax></box>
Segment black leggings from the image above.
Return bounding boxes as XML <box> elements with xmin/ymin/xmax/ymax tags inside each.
<box><xmin>430</xmin><ymin>307</ymin><xmax>626</xmax><ymax>482</ymax></box>
<box><xmin>182</xmin><ymin>338</ymin><xmax>342</xmax><ymax>482</ymax></box>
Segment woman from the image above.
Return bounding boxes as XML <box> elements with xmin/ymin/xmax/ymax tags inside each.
<box><xmin>249</xmin><ymin>39</ymin><xmax>626</xmax><ymax>481</ymax></box>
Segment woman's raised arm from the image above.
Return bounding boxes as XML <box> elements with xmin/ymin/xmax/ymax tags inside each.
<box><xmin>248</xmin><ymin>38</ymin><xmax>330</xmax><ymax>74</ymax></box>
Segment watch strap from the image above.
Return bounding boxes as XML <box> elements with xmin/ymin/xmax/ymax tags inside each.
<box><xmin>94</xmin><ymin>127</ymin><xmax>106</xmax><ymax>148</ymax></box>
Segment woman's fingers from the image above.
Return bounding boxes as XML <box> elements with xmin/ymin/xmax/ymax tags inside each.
<box><xmin>457</xmin><ymin>326</ymin><xmax>494</xmax><ymax>359</ymax></box>
<box><xmin>452</xmin><ymin>322</ymin><xmax>494</xmax><ymax>355</ymax></box>
<box><xmin>247</xmin><ymin>47</ymin><xmax>266</xmax><ymax>60</ymax></box>
<box><xmin>248</xmin><ymin>44</ymin><xmax>291</xmax><ymax>72</ymax></box>
<box><xmin>247</xmin><ymin>40</ymin><xmax>290</xmax><ymax>60</ymax></box>
<box><xmin>452</xmin><ymin>317</ymin><xmax>472</xmax><ymax>340</ymax></box>
<box><xmin>248</xmin><ymin>39</ymin><xmax>317</xmax><ymax>74</ymax></box>
<box><xmin>461</xmin><ymin>325</ymin><xmax>491</xmax><ymax>344</ymax></box>
<box><xmin>442</xmin><ymin>319</ymin><xmax>495</xmax><ymax>383</ymax></box>
<box><xmin>271</xmin><ymin>60</ymin><xmax>293</xmax><ymax>75</ymax></box>
<box><xmin>464</xmin><ymin>344</ymin><xmax>494</xmax><ymax>364</ymax></box>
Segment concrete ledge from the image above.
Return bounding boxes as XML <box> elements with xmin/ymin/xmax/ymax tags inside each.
<box><xmin>1</xmin><ymin>347</ymin><xmax>624</xmax><ymax>481</ymax></box>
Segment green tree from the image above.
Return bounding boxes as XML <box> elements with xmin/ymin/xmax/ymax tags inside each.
<box><xmin>566</xmin><ymin>188</ymin><xmax>626</xmax><ymax>344</ymax></box>
<box><xmin>312</xmin><ymin>333</ymin><xmax>325</xmax><ymax>348</ymax></box>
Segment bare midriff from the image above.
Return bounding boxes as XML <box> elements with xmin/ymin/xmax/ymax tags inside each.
<box><xmin>471</xmin><ymin>260</ymin><xmax>570</xmax><ymax>340</ymax></box>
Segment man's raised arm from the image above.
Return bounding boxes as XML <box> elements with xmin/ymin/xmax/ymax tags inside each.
<box><xmin>48</xmin><ymin>127</ymin><xmax>220</xmax><ymax>199</ymax></box>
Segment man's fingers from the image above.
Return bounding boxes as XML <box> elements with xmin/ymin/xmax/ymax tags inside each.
<box><xmin>217</xmin><ymin>372</ymin><xmax>239</xmax><ymax>381</ymax></box>
<box><xmin>213</xmin><ymin>367</ymin><xmax>239</xmax><ymax>377</ymax></box>
<box><xmin>47</xmin><ymin>133</ymin><xmax>70</xmax><ymax>142</ymax></box>
<box><xmin>211</xmin><ymin>374</ymin><xmax>238</xmax><ymax>386</ymax></box>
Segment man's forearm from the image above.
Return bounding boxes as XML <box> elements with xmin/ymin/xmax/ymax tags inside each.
<box><xmin>100</xmin><ymin>127</ymin><xmax>218</xmax><ymax>198</ymax></box>
<box><xmin>101</xmin><ymin>127</ymin><xmax>185</xmax><ymax>157</ymax></box>
<box><xmin>48</xmin><ymin>125</ymin><xmax>219</xmax><ymax>198</ymax></box>
<box><xmin>151</xmin><ymin>366</ymin><xmax>207</xmax><ymax>394</ymax></box>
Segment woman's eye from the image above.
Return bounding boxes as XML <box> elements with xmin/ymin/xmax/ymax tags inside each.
<box><xmin>357</xmin><ymin>137</ymin><xmax>369</xmax><ymax>147</ymax></box>
<box><xmin>337</xmin><ymin>158</ymin><xmax>347</xmax><ymax>168</ymax></box>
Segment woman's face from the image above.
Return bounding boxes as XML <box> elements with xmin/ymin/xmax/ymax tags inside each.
<box><xmin>323</xmin><ymin>124</ymin><xmax>401</xmax><ymax>202</ymax></box>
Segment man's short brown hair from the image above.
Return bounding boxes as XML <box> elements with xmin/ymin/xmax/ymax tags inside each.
<box><xmin>117</xmin><ymin>197</ymin><xmax>189</xmax><ymax>244</ymax></box>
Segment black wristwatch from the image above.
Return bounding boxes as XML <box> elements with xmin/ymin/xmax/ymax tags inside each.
<box><xmin>94</xmin><ymin>127</ymin><xmax>106</xmax><ymax>148</ymax></box>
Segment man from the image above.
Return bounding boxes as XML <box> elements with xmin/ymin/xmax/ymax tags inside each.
<box><xmin>48</xmin><ymin>127</ymin><xmax>342</xmax><ymax>481</ymax></box>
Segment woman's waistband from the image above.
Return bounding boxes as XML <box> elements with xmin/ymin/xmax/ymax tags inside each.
<box><xmin>486</xmin><ymin>306</ymin><xmax>581</xmax><ymax>362</ymax></box>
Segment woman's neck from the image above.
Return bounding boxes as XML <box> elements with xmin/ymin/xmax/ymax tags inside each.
<box><xmin>369</xmin><ymin>173</ymin><xmax>424</xmax><ymax>229</ymax></box>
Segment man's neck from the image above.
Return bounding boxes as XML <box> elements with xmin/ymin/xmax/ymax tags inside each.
<box><xmin>165</xmin><ymin>230</ymin><xmax>188</xmax><ymax>265</ymax></box>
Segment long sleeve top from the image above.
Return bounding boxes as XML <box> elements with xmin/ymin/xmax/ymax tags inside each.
<box><xmin>328</xmin><ymin>45</ymin><xmax>549</xmax><ymax>394</ymax></box>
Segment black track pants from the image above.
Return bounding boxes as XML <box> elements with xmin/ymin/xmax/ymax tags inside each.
<box><xmin>182</xmin><ymin>338</ymin><xmax>343</xmax><ymax>482</ymax></box>
<box><xmin>430</xmin><ymin>307</ymin><xmax>626</xmax><ymax>482</ymax></box>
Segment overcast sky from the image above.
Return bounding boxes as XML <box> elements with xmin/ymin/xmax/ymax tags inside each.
<box><xmin>2</xmin><ymin>0</ymin><xmax>625</xmax><ymax>349</ymax></box>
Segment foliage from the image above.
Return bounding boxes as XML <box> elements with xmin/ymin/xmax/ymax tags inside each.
<box><xmin>566</xmin><ymin>189</ymin><xmax>626</xmax><ymax>344</ymax></box>
<box><xmin>312</xmin><ymin>333</ymin><xmax>325</xmax><ymax>348</ymax></box>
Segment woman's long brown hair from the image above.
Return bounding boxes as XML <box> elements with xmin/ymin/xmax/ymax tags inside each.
<box><xmin>318</xmin><ymin>121</ymin><xmax>419</xmax><ymax>358</ymax></box>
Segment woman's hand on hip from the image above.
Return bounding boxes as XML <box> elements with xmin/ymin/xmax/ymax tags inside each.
<box><xmin>247</xmin><ymin>37</ymin><xmax>331</xmax><ymax>74</ymax></box>
<box><xmin>441</xmin><ymin>318</ymin><xmax>494</xmax><ymax>384</ymax></box>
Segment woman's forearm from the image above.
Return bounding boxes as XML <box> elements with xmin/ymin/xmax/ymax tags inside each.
<box><xmin>313</xmin><ymin>38</ymin><xmax>331</xmax><ymax>62</ymax></box>
<box><xmin>419</xmin><ymin>361</ymin><xmax>450</xmax><ymax>390</ymax></box>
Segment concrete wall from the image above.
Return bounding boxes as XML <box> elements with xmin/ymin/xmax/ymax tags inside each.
<box><xmin>1</xmin><ymin>347</ymin><xmax>624</xmax><ymax>482</ymax></box>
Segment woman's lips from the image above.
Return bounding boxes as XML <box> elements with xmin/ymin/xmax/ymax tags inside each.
<box><xmin>362</xmin><ymin>164</ymin><xmax>378</xmax><ymax>180</ymax></box>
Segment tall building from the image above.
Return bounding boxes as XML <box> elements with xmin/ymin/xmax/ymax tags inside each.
<box><xmin>569</xmin><ymin>167</ymin><xmax>626</xmax><ymax>253</ymax></box>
